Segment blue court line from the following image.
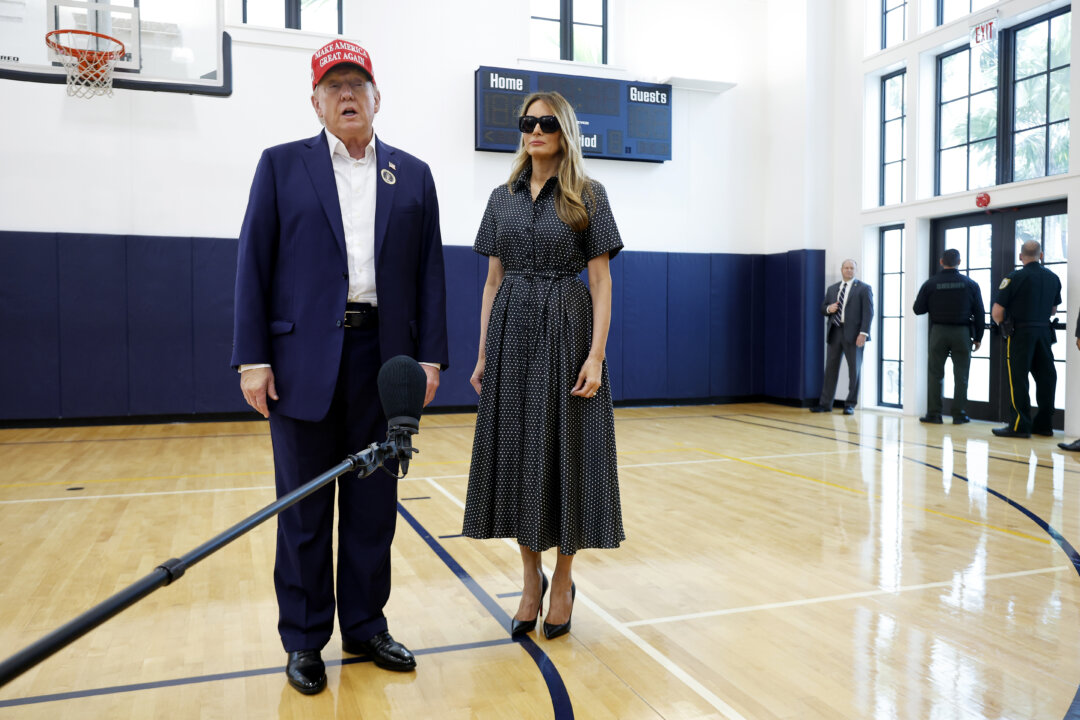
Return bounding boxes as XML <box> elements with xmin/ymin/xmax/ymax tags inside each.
<box><xmin>716</xmin><ymin>415</ymin><xmax>1080</xmax><ymax>720</ymax></box>
<box><xmin>0</xmin><ymin>638</ymin><xmax>514</xmax><ymax>708</ymax></box>
<box><xmin>396</xmin><ymin>502</ymin><xmax>575</xmax><ymax>720</ymax></box>
<box><xmin>400</xmin><ymin>496</ymin><xmax>431</xmax><ymax>501</ymax></box>
<box><xmin>497</xmin><ymin>591</ymin><xmax>523</xmax><ymax>598</ymax></box>
<box><xmin>438</xmin><ymin>533</ymin><xmax>464</xmax><ymax>539</ymax></box>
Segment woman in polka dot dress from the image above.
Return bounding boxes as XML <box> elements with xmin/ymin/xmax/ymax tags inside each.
<box><xmin>462</xmin><ymin>91</ymin><xmax>625</xmax><ymax>640</ymax></box>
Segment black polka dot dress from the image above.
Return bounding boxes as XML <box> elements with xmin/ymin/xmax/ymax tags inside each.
<box><xmin>462</xmin><ymin>168</ymin><xmax>625</xmax><ymax>555</ymax></box>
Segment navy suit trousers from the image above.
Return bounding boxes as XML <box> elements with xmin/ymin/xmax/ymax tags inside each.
<box><xmin>268</xmin><ymin>324</ymin><xmax>397</xmax><ymax>653</ymax></box>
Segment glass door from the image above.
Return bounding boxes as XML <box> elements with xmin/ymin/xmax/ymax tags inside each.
<box><xmin>929</xmin><ymin>200</ymin><xmax>1067</xmax><ymax>427</ymax></box>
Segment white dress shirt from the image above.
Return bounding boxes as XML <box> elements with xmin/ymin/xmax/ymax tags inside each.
<box><xmin>327</xmin><ymin>128</ymin><xmax>378</xmax><ymax>305</ymax></box>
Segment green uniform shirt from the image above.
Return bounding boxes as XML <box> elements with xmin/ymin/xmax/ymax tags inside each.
<box><xmin>995</xmin><ymin>262</ymin><xmax>1061</xmax><ymax>323</ymax></box>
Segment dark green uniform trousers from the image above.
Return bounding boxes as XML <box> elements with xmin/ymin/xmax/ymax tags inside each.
<box><xmin>927</xmin><ymin>324</ymin><xmax>972</xmax><ymax>416</ymax></box>
<box><xmin>1005</xmin><ymin>327</ymin><xmax>1056</xmax><ymax>434</ymax></box>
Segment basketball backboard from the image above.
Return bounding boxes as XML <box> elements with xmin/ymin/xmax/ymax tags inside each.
<box><xmin>0</xmin><ymin>0</ymin><xmax>230</xmax><ymax>95</ymax></box>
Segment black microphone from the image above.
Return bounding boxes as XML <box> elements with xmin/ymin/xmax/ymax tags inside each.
<box><xmin>377</xmin><ymin>355</ymin><xmax>427</xmax><ymax>476</ymax></box>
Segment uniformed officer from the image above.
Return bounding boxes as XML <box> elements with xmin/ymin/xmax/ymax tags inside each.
<box><xmin>990</xmin><ymin>240</ymin><xmax>1061</xmax><ymax>438</ymax></box>
<box><xmin>913</xmin><ymin>249</ymin><xmax>985</xmax><ymax>425</ymax></box>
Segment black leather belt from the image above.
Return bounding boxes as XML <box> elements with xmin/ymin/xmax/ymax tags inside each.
<box><xmin>344</xmin><ymin>303</ymin><xmax>378</xmax><ymax>329</ymax></box>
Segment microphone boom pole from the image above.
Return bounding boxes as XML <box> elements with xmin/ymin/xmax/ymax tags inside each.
<box><xmin>0</xmin><ymin>443</ymin><xmax>390</xmax><ymax>688</ymax></box>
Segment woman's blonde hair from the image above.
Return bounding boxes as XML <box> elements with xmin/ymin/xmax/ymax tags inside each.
<box><xmin>507</xmin><ymin>91</ymin><xmax>594</xmax><ymax>232</ymax></box>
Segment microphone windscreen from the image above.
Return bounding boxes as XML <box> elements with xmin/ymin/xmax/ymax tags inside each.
<box><xmin>377</xmin><ymin>355</ymin><xmax>427</xmax><ymax>429</ymax></box>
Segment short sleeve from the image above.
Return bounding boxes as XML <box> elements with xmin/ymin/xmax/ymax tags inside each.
<box><xmin>473</xmin><ymin>187</ymin><xmax>501</xmax><ymax>257</ymax></box>
<box><xmin>584</xmin><ymin>180</ymin><xmax>624</xmax><ymax>261</ymax></box>
<box><xmin>994</xmin><ymin>274</ymin><xmax>1015</xmax><ymax>308</ymax></box>
<box><xmin>1054</xmin><ymin>276</ymin><xmax>1063</xmax><ymax>306</ymax></box>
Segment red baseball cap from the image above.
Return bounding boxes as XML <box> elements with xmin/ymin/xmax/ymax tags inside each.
<box><xmin>311</xmin><ymin>39</ymin><xmax>375</xmax><ymax>89</ymax></box>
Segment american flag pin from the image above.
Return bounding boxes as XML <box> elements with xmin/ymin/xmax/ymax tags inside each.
<box><xmin>389</xmin><ymin>161</ymin><xmax>397</xmax><ymax>170</ymax></box>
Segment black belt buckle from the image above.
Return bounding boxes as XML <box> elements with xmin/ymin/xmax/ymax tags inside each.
<box><xmin>344</xmin><ymin>304</ymin><xmax>377</xmax><ymax>329</ymax></box>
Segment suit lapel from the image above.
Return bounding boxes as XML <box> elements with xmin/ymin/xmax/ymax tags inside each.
<box><xmin>302</xmin><ymin>132</ymin><xmax>348</xmax><ymax>261</ymax></box>
<box><xmin>373</xmin><ymin>137</ymin><xmax>397</xmax><ymax>267</ymax></box>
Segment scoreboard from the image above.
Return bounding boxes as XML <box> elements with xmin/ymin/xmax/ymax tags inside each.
<box><xmin>474</xmin><ymin>65</ymin><xmax>672</xmax><ymax>163</ymax></box>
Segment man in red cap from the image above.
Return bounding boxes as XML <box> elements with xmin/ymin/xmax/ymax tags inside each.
<box><xmin>232</xmin><ymin>39</ymin><xmax>448</xmax><ymax>695</ymax></box>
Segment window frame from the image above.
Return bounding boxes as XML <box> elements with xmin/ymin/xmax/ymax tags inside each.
<box><xmin>882</xmin><ymin>0</ymin><xmax>907</xmax><ymax>50</ymax></box>
<box><xmin>881</xmin><ymin>68</ymin><xmax>906</xmax><ymax>206</ymax></box>
<box><xmin>878</xmin><ymin>224</ymin><xmax>905</xmax><ymax>409</ymax></box>
<box><xmin>242</xmin><ymin>0</ymin><xmax>343</xmax><ymax>34</ymax></box>
<box><xmin>934</xmin><ymin>6</ymin><xmax>1071</xmax><ymax>195</ymax></box>
<box><xmin>934</xmin><ymin>43</ymin><xmax>1001</xmax><ymax>195</ymax></box>
<box><xmin>531</xmin><ymin>0</ymin><xmax>608</xmax><ymax>64</ymax></box>
<box><xmin>1007</xmin><ymin>5</ymin><xmax>1072</xmax><ymax>182</ymax></box>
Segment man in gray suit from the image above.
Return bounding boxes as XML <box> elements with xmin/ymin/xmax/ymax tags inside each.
<box><xmin>811</xmin><ymin>259</ymin><xmax>874</xmax><ymax>415</ymax></box>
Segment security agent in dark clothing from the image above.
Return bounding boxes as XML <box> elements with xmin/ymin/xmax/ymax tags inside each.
<box><xmin>1058</xmin><ymin>315</ymin><xmax>1080</xmax><ymax>451</ymax></box>
<box><xmin>991</xmin><ymin>240</ymin><xmax>1061</xmax><ymax>439</ymax></box>
<box><xmin>912</xmin><ymin>249</ymin><xmax>985</xmax><ymax>425</ymax></box>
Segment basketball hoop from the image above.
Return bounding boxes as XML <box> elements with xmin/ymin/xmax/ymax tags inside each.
<box><xmin>45</xmin><ymin>29</ymin><xmax>125</xmax><ymax>99</ymax></box>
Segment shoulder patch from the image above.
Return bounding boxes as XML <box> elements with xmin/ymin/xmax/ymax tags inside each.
<box><xmin>998</xmin><ymin>278</ymin><xmax>1010</xmax><ymax>290</ymax></box>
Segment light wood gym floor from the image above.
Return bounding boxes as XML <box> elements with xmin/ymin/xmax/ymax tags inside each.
<box><xmin>1</xmin><ymin>403</ymin><xmax>1079</xmax><ymax>719</ymax></box>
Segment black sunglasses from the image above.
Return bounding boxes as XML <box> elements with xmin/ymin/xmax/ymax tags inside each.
<box><xmin>518</xmin><ymin>115</ymin><xmax>560</xmax><ymax>133</ymax></box>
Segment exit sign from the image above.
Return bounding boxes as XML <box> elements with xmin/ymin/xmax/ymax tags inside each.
<box><xmin>970</xmin><ymin>18</ymin><xmax>997</xmax><ymax>47</ymax></box>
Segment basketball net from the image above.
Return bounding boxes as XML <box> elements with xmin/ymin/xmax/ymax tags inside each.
<box><xmin>45</xmin><ymin>30</ymin><xmax>125</xmax><ymax>99</ymax></box>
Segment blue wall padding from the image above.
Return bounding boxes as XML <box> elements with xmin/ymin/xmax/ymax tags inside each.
<box><xmin>193</xmin><ymin>238</ymin><xmax>248</xmax><ymax>413</ymax></box>
<box><xmin>0</xmin><ymin>232</ymin><xmax>61</xmax><ymax>419</ymax></box>
<box><xmin>127</xmin><ymin>235</ymin><xmax>195</xmax><ymax>415</ymax></box>
<box><xmin>621</xmin><ymin>251</ymin><xmax>669</xmax><ymax>400</ymax></box>
<box><xmin>439</xmin><ymin>246</ymin><xmax>481</xmax><ymax>407</ymax></box>
<box><xmin>794</xmin><ymin>249</ymin><xmax>825</xmax><ymax>400</ymax></box>
<box><xmin>710</xmin><ymin>253</ymin><xmax>761</xmax><ymax>397</ymax></box>
<box><xmin>58</xmin><ymin>233</ymin><xmax>129</xmax><ymax>418</ymax></box>
<box><xmin>605</xmin><ymin>255</ymin><xmax>624</xmax><ymax>402</ymax></box>
<box><xmin>0</xmin><ymin>233</ymin><xmax>825</xmax><ymax>420</ymax></box>
<box><xmin>667</xmin><ymin>254</ymin><xmax>711</xmax><ymax>399</ymax></box>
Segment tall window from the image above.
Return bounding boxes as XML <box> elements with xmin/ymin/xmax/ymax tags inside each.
<box><xmin>939</xmin><ymin>0</ymin><xmax>997</xmax><ymax>26</ymax></box>
<box><xmin>935</xmin><ymin>8</ymin><xmax>1071</xmax><ymax>195</ymax></box>
<box><xmin>937</xmin><ymin>44</ymin><xmax>998</xmax><ymax>194</ymax></box>
<box><xmin>1012</xmin><ymin>10</ymin><xmax>1071</xmax><ymax>181</ymax></box>
<box><xmin>243</xmin><ymin>0</ymin><xmax>342</xmax><ymax>35</ymax></box>
<box><xmin>1013</xmin><ymin>213</ymin><xmax>1068</xmax><ymax>409</ymax></box>
<box><xmin>530</xmin><ymin>0</ymin><xmax>607</xmax><ymax>64</ymax></box>
<box><xmin>883</xmin><ymin>0</ymin><xmax>906</xmax><ymax>49</ymax></box>
<box><xmin>879</xmin><ymin>225</ymin><xmax>905</xmax><ymax>407</ymax></box>
<box><xmin>881</xmin><ymin>70</ymin><xmax>906</xmax><ymax>205</ymax></box>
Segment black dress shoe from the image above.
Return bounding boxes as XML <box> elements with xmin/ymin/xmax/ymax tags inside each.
<box><xmin>543</xmin><ymin>582</ymin><xmax>576</xmax><ymax>640</ymax></box>
<box><xmin>286</xmin><ymin>650</ymin><xmax>326</xmax><ymax>695</ymax></box>
<box><xmin>919</xmin><ymin>414</ymin><xmax>943</xmax><ymax>424</ymax></box>
<box><xmin>843</xmin><ymin>406</ymin><xmax>855</xmax><ymax>415</ymax></box>
<box><xmin>343</xmin><ymin>630</ymin><xmax>416</xmax><ymax>671</ymax></box>
<box><xmin>1032</xmin><ymin>429</ymin><xmax>1054</xmax><ymax>437</ymax></box>
<box><xmin>1058</xmin><ymin>439</ymin><xmax>1080</xmax><ymax>451</ymax></box>
<box><xmin>952</xmin><ymin>413</ymin><xmax>971</xmax><ymax>425</ymax></box>
<box><xmin>809</xmin><ymin>405</ymin><xmax>831</xmax><ymax>413</ymax></box>
<box><xmin>992</xmin><ymin>426</ymin><xmax>1031</xmax><ymax>438</ymax></box>
<box><xmin>511</xmin><ymin>572</ymin><xmax>549</xmax><ymax>636</ymax></box>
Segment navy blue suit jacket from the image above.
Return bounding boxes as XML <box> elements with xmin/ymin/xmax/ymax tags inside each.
<box><xmin>232</xmin><ymin>132</ymin><xmax>449</xmax><ymax>422</ymax></box>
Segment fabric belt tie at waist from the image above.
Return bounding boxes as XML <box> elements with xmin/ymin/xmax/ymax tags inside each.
<box><xmin>504</xmin><ymin>270</ymin><xmax>578</xmax><ymax>279</ymax></box>
<box><xmin>1014</xmin><ymin>321</ymin><xmax>1049</xmax><ymax>328</ymax></box>
<box><xmin>344</xmin><ymin>302</ymin><xmax>378</xmax><ymax>329</ymax></box>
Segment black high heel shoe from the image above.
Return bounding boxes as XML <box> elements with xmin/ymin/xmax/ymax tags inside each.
<box><xmin>543</xmin><ymin>582</ymin><xmax>576</xmax><ymax>639</ymax></box>
<box><xmin>510</xmin><ymin>572</ymin><xmax>549</xmax><ymax>636</ymax></box>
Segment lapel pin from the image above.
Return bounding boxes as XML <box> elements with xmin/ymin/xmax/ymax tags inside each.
<box><xmin>380</xmin><ymin>168</ymin><xmax>396</xmax><ymax>185</ymax></box>
<box><xmin>389</xmin><ymin>161</ymin><xmax>397</xmax><ymax>170</ymax></box>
